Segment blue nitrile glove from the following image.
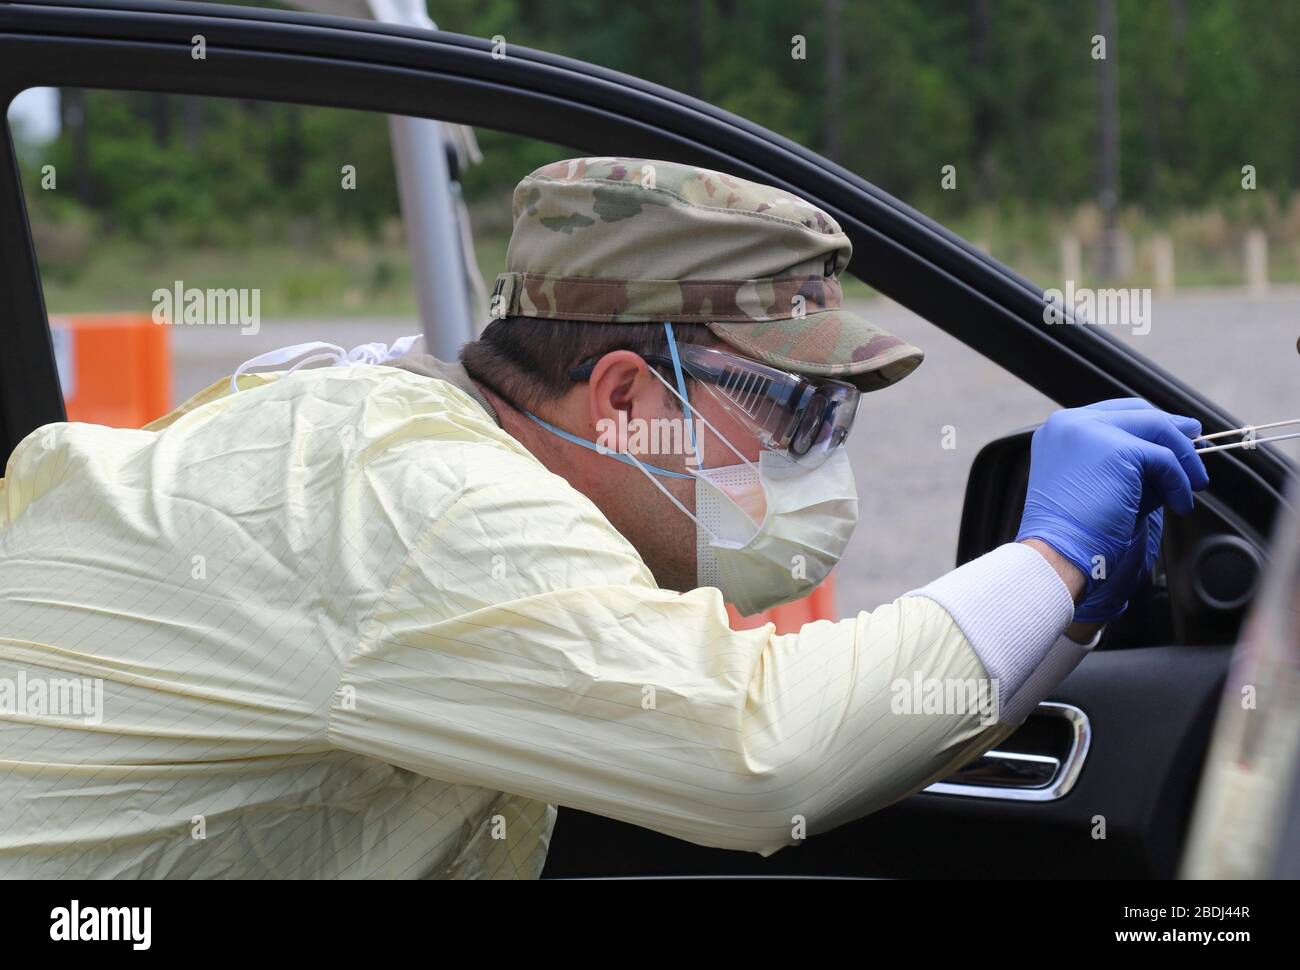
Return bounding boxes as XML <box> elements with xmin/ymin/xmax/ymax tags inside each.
<box><xmin>1016</xmin><ymin>399</ymin><xmax>1208</xmax><ymax>598</ymax></box>
<box><xmin>1073</xmin><ymin>507</ymin><xmax>1163</xmax><ymax>623</ymax></box>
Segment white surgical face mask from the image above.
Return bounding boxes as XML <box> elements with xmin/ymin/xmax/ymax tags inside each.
<box><xmin>526</xmin><ymin>324</ymin><xmax>859</xmax><ymax>615</ymax></box>
<box><xmin>692</xmin><ymin>448</ymin><xmax>858</xmax><ymax>616</ymax></box>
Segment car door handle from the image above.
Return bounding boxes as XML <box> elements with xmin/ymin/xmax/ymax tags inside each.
<box><xmin>923</xmin><ymin>701</ymin><xmax>1091</xmax><ymax>802</ymax></box>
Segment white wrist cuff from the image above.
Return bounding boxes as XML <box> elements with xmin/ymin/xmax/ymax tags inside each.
<box><xmin>905</xmin><ymin>542</ymin><xmax>1080</xmax><ymax>726</ymax></box>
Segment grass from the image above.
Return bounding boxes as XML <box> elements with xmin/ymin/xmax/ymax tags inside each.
<box><xmin>36</xmin><ymin>206</ymin><xmax>1300</xmax><ymax>320</ymax></box>
<box><xmin>40</xmin><ymin>230</ymin><xmax>513</xmax><ymax>320</ymax></box>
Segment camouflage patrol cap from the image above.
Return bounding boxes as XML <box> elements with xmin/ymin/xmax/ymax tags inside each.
<box><xmin>491</xmin><ymin>157</ymin><xmax>923</xmax><ymax>391</ymax></box>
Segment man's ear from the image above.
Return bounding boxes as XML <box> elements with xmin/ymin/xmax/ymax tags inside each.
<box><xmin>586</xmin><ymin>350</ymin><xmax>664</xmax><ymax>450</ymax></box>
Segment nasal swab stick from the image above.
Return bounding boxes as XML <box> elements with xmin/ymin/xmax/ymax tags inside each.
<box><xmin>1193</xmin><ymin>417</ymin><xmax>1300</xmax><ymax>443</ymax></box>
<box><xmin>1194</xmin><ymin>418</ymin><xmax>1300</xmax><ymax>454</ymax></box>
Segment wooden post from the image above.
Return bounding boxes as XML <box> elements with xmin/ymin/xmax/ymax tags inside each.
<box><xmin>1061</xmin><ymin>234</ymin><xmax>1083</xmax><ymax>285</ymax></box>
<box><xmin>1152</xmin><ymin>234</ymin><xmax>1175</xmax><ymax>295</ymax></box>
<box><xmin>1245</xmin><ymin>229</ymin><xmax>1269</xmax><ymax>297</ymax></box>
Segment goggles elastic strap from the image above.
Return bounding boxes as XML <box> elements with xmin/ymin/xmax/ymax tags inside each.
<box><xmin>663</xmin><ymin>322</ymin><xmax>700</xmax><ymax>464</ymax></box>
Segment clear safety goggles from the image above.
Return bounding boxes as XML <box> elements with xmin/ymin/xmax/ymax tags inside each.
<box><xmin>568</xmin><ymin>343</ymin><xmax>861</xmax><ymax>468</ymax></box>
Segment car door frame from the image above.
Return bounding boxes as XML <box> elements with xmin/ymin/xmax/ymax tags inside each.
<box><xmin>0</xmin><ymin>0</ymin><xmax>1290</xmax><ymax>878</ymax></box>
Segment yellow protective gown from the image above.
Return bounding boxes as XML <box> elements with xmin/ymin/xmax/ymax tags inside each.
<box><xmin>0</xmin><ymin>361</ymin><xmax>1070</xmax><ymax>878</ymax></box>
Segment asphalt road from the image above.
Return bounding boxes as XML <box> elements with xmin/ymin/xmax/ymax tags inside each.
<box><xmin>169</xmin><ymin>290</ymin><xmax>1299</xmax><ymax>613</ymax></box>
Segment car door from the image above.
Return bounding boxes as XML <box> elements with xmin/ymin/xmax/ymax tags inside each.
<box><xmin>0</xmin><ymin>0</ymin><xmax>1291</xmax><ymax>879</ymax></box>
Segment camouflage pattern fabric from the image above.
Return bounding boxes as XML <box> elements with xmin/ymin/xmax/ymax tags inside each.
<box><xmin>492</xmin><ymin>157</ymin><xmax>923</xmax><ymax>391</ymax></box>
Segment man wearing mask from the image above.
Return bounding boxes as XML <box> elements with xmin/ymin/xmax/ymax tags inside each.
<box><xmin>0</xmin><ymin>158</ymin><xmax>1206</xmax><ymax>878</ymax></box>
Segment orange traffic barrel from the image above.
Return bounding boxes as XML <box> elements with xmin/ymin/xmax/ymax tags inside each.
<box><xmin>49</xmin><ymin>313</ymin><xmax>171</xmax><ymax>429</ymax></box>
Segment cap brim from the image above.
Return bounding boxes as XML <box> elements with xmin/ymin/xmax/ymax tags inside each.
<box><xmin>706</xmin><ymin>308</ymin><xmax>924</xmax><ymax>392</ymax></box>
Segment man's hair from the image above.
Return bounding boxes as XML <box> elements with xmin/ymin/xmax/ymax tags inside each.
<box><xmin>460</xmin><ymin>316</ymin><xmax>716</xmax><ymax>412</ymax></box>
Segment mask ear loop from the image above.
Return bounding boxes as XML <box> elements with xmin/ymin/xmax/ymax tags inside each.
<box><xmin>618</xmin><ymin>446</ymin><xmax>724</xmax><ymax>542</ymax></box>
<box><xmin>522</xmin><ymin>411</ymin><xmax>694</xmax><ymax>479</ymax></box>
<box><xmin>655</xmin><ymin>322</ymin><xmax>766</xmax><ymax>536</ymax></box>
<box><xmin>658</xmin><ymin>323</ymin><xmax>759</xmax><ymax>475</ymax></box>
